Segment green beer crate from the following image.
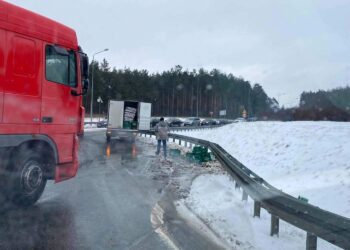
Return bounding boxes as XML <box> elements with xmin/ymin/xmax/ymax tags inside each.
<box><xmin>192</xmin><ymin>146</ymin><xmax>206</xmax><ymax>154</ymax></box>
<box><xmin>190</xmin><ymin>146</ymin><xmax>213</xmax><ymax>163</ymax></box>
<box><xmin>185</xmin><ymin>152</ymin><xmax>200</xmax><ymax>163</ymax></box>
<box><xmin>202</xmin><ymin>152</ymin><xmax>212</xmax><ymax>162</ymax></box>
<box><xmin>131</xmin><ymin>121</ymin><xmax>138</xmax><ymax>129</ymax></box>
<box><xmin>123</xmin><ymin>121</ymin><xmax>131</xmax><ymax>129</ymax></box>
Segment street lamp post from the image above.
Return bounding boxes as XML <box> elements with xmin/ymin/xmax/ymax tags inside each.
<box><xmin>196</xmin><ymin>79</ymin><xmax>199</xmax><ymax>117</ymax></box>
<box><xmin>90</xmin><ymin>48</ymin><xmax>109</xmax><ymax>123</ymax></box>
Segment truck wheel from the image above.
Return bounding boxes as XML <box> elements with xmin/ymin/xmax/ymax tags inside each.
<box><xmin>8</xmin><ymin>149</ymin><xmax>47</xmax><ymax>207</ymax></box>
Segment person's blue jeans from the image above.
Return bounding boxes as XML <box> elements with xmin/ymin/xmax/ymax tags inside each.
<box><xmin>156</xmin><ymin>140</ymin><xmax>167</xmax><ymax>158</ymax></box>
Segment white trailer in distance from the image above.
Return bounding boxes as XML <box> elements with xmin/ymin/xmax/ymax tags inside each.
<box><xmin>106</xmin><ymin>100</ymin><xmax>151</xmax><ymax>142</ymax></box>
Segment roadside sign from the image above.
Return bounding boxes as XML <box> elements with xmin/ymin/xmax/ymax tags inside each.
<box><xmin>219</xmin><ymin>110</ymin><xmax>226</xmax><ymax>116</ymax></box>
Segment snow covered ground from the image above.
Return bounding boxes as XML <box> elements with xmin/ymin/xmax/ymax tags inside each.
<box><xmin>84</xmin><ymin>117</ymin><xmax>102</xmax><ymax>128</ymax></box>
<box><xmin>178</xmin><ymin>121</ymin><xmax>350</xmax><ymax>218</ymax></box>
<box><xmin>176</xmin><ymin>121</ymin><xmax>350</xmax><ymax>249</ymax></box>
<box><xmin>179</xmin><ymin>174</ymin><xmax>340</xmax><ymax>250</ymax></box>
<box><xmin>84</xmin><ymin>127</ymin><xmax>106</xmax><ymax>132</ymax></box>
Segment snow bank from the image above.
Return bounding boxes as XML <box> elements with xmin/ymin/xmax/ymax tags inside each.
<box><xmin>181</xmin><ymin>174</ymin><xmax>340</xmax><ymax>250</ymax></box>
<box><xmin>84</xmin><ymin>127</ymin><xmax>106</xmax><ymax>132</ymax></box>
<box><xmin>178</xmin><ymin>121</ymin><xmax>350</xmax><ymax>218</ymax></box>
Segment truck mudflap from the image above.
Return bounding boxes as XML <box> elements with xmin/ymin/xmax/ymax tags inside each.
<box><xmin>55</xmin><ymin>135</ymin><xmax>79</xmax><ymax>183</ymax></box>
<box><xmin>78</xmin><ymin>106</ymin><xmax>85</xmax><ymax>136</ymax></box>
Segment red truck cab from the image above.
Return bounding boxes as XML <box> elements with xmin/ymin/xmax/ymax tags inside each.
<box><xmin>0</xmin><ymin>2</ymin><xmax>89</xmax><ymax>206</ymax></box>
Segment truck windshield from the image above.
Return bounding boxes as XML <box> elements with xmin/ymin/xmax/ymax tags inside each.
<box><xmin>45</xmin><ymin>45</ymin><xmax>77</xmax><ymax>87</ymax></box>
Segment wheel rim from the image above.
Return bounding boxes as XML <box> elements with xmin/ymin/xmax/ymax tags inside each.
<box><xmin>21</xmin><ymin>161</ymin><xmax>43</xmax><ymax>194</ymax></box>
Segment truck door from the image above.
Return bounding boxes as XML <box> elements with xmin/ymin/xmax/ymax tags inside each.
<box><xmin>138</xmin><ymin>102</ymin><xmax>151</xmax><ymax>130</ymax></box>
<box><xmin>0</xmin><ymin>29</ymin><xmax>5</xmax><ymax>122</ymax></box>
<box><xmin>108</xmin><ymin>101</ymin><xmax>124</xmax><ymax>129</ymax></box>
<box><xmin>3</xmin><ymin>33</ymin><xmax>41</xmax><ymax>133</ymax></box>
<box><xmin>41</xmin><ymin>44</ymin><xmax>80</xmax><ymax>162</ymax></box>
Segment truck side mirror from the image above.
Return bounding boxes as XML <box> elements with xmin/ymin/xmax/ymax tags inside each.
<box><xmin>82</xmin><ymin>54</ymin><xmax>89</xmax><ymax>80</ymax></box>
<box><xmin>82</xmin><ymin>79</ymin><xmax>89</xmax><ymax>94</ymax></box>
<box><xmin>71</xmin><ymin>53</ymin><xmax>89</xmax><ymax>96</ymax></box>
<box><xmin>79</xmin><ymin>53</ymin><xmax>89</xmax><ymax>95</ymax></box>
<box><xmin>71</xmin><ymin>79</ymin><xmax>89</xmax><ymax>96</ymax></box>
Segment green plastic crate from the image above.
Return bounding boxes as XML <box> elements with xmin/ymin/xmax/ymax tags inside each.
<box><xmin>202</xmin><ymin>152</ymin><xmax>212</xmax><ymax>162</ymax></box>
<box><xmin>131</xmin><ymin>121</ymin><xmax>138</xmax><ymax>129</ymax></box>
<box><xmin>191</xmin><ymin>146</ymin><xmax>211</xmax><ymax>162</ymax></box>
<box><xmin>182</xmin><ymin>146</ymin><xmax>214</xmax><ymax>163</ymax></box>
<box><xmin>123</xmin><ymin>121</ymin><xmax>131</xmax><ymax>129</ymax></box>
<box><xmin>192</xmin><ymin>146</ymin><xmax>206</xmax><ymax>154</ymax></box>
<box><xmin>185</xmin><ymin>152</ymin><xmax>199</xmax><ymax>163</ymax></box>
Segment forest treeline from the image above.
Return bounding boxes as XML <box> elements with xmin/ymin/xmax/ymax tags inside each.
<box><xmin>266</xmin><ymin>87</ymin><xmax>350</xmax><ymax>121</ymax></box>
<box><xmin>83</xmin><ymin>59</ymin><xmax>277</xmax><ymax>118</ymax></box>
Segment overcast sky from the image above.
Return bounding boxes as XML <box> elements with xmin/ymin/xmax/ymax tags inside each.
<box><xmin>7</xmin><ymin>0</ymin><xmax>350</xmax><ymax>106</ymax></box>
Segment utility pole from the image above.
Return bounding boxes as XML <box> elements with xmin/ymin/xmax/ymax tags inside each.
<box><xmin>90</xmin><ymin>48</ymin><xmax>109</xmax><ymax>123</ymax></box>
<box><xmin>196</xmin><ymin>79</ymin><xmax>199</xmax><ymax>117</ymax></box>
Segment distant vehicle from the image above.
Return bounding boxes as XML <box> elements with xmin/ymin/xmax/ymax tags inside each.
<box><xmin>247</xmin><ymin>117</ymin><xmax>258</xmax><ymax>122</ymax></box>
<box><xmin>213</xmin><ymin>120</ymin><xmax>221</xmax><ymax>125</ymax></box>
<box><xmin>217</xmin><ymin>119</ymin><xmax>229</xmax><ymax>125</ymax></box>
<box><xmin>106</xmin><ymin>100</ymin><xmax>152</xmax><ymax>141</ymax></box>
<box><xmin>150</xmin><ymin>117</ymin><xmax>160</xmax><ymax>127</ymax></box>
<box><xmin>216</xmin><ymin>119</ymin><xmax>226</xmax><ymax>125</ymax></box>
<box><xmin>201</xmin><ymin>119</ymin><xmax>217</xmax><ymax>126</ymax></box>
<box><xmin>233</xmin><ymin>118</ymin><xmax>247</xmax><ymax>123</ymax></box>
<box><xmin>97</xmin><ymin>120</ymin><xmax>108</xmax><ymax>128</ymax></box>
<box><xmin>166</xmin><ymin>118</ymin><xmax>183</xmax><ymax>127</ymax></box>
<box><xmin>184</xmin><ymin>117</ymin><xmax>201</xmax><ymax>126</ymax></box>
<box><xmin>219</xmin><ymin>119</ymin><xmax>233</xmax><ymax>125</ymax></box>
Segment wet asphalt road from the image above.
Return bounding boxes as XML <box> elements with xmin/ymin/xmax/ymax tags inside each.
<box><xmin>0</xmin><ymin>131</ymin><xmax>224</xmax><ymax>250</ymax></box>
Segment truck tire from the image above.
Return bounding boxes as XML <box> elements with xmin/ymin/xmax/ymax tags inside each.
<box><xmin>8</xmin><ymin>148</ymin><xmax>47</xmax><ymax>207</ymax></box>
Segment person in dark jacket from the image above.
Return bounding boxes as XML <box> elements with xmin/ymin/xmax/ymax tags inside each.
<box><xmin>155</xmin><ymin>117</ymin><xmax>169</xmax><ymax>159</ymax></box>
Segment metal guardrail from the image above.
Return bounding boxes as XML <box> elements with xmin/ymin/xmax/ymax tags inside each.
<box><xmin>84</xmin><ymin>123</ymin><xmax>223</xmax><ymax>129</ymax></box>
<box><xmin>139</xmin><ymin>130</ymin><xmax>350</xmax><ymax>250</ymax></box>
<box><xmin>84</xmin><ymin>122</ymin><xmax>99</xmax><ymax>125</ymax></box>
<box><xmin>150</xmin><ymin>124</ymin><xmax>224</xmax><ymax>132</ymax></box>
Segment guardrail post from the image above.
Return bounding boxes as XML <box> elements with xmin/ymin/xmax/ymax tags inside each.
<box><xmin>235</xmin><ymin>182</ymin><xmax>240</xmax><ymax>189</ymax></box>
<box><xmin>306</xmin><ymin>233</ymin><xmax>317</xmax><ymax>250</ymax></box>
<box><xmin>179</xmin><ymin>140</ymin><xmax>182</xmax><ymax>146</ymax></box>
<box><xmin>242</xmin><ymin>190</ymin><xmax>248</xmax><ymax>201</ymax></box>
<box><xmin>254</xmin><ymin>201</ymin><xmax>261</xmax><ymax>218</ymax></box>
<box><xmin>185</xmin><ymin>141</ymin><xmax>188</xmax><ymax>147</ymax></box>
<box><xmin>270</xmin><ymin>215</ymin><xmax>279</xmax><ymax>237</ymax></box>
